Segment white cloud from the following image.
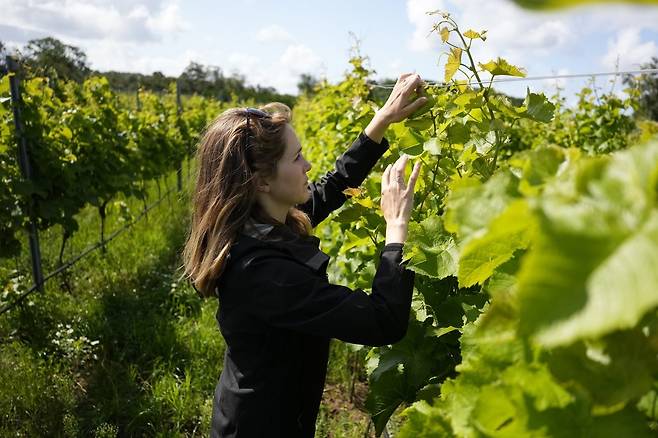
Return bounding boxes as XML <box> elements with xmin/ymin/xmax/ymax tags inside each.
<box><xmin>602</xmin><ymin>28</ymin><xmax>658</xmax><ymax>71</ymax></box>
<box><xmin>407</xmin><ymin>0</ymin><xmax>446</xmax><ymax>52</ymax></box>
<box><xmin>407</xmin><ymin>0</ymin><xmax>571</xmax><ymax>62</ymax></box>
<box><xmin>227</xmin><ymin>53</ymin><xmax>261</xmax><ymax>78</ymax></box>
<box><xmin>255</xmin><ymin>25</ymin><xmax>293</xmax><ymax>43</ymax></box>
<box><xmin>582</xmin><ymin>5</ymin><xmax>658</xmax><ymax>34</ymax></box>
<box><xmin>279</xmin><ymin>44</ymin><xmax>324</xmax><ymax>75</ymax></box>
<box><xmin>231</xmin><ymin>26</ymin><xmax>326</xmax><ymax>94</ymax></box>
<box><xmin>224</xmin><ymin>44</ymin><xmax>325</xmax><ymax>95</ymax></box>
<box><xmin>382</xmin><ymin>58</ymin><xmax>404</xmax><ymax>78</ymax></box>
<box><xmin>146</xmin><ymin>1</ymin><xmax>186</xmax><ymax>35</ymax></box>
<box><xmin>0</xmin><ymin>0</ymin><xmax>187</xmax><ymax>42</ymax></box>
<box><xmin>83</xmin><ymin>39</ymin><xmax>197</xmax><ymax>75</ymax></box>
<box><xmin>404</xmin><ymin>0</ymin><xmax>658</xmax><ymax>81</ymax></box>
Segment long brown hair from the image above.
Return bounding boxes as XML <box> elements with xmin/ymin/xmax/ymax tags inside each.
<box><xmin>181</xmin><ymin>103</ymin><xmax>312</xmax><ymax>297</ymax></box>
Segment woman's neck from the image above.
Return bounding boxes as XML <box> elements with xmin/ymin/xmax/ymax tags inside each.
<box><xmin>255</xmin><ymin>195</ymin><xmax>289</xmax><ymax>224</ymax></box>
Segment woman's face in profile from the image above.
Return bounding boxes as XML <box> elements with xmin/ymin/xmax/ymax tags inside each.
<box><xmin>264</xmin><ymin>124</ymin><xmax>312</xmax><ymax>207</ymax></box>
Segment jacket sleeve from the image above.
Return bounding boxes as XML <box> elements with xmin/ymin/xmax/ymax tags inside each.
<box><xmin>296</xmin><ymin>132</ymin><xmax>390</xmax><ymax>228</ymax></box>
<box><xmin>243</xmin><ymin>244</ymin><xmax>414</xmax><ymax>347</ymax></box>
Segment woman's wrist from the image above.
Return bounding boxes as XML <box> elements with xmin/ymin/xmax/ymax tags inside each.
<box><xmin>364</xmin><ymin>111</ymin><xmax>392</xmax><ymax>144</ymax></box>
<box><xmin>385</xmin><ymin>222</ymin><xmax>408</xmax><ymax>245</ymax></box>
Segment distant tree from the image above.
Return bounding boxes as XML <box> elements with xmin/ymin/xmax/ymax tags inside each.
<box><xmin>181</xmin><ymin>62</ymin><xmax>208</xmax><ymax>82</ymax></box>
<box><xmin>297</xmin><ymin>73</ymin><xmax>319</xmax><ymax>96</ymax></box>
<box><xmin>624</xmin><ymin>57</ymin><xmax>658</xmax><ymax>122</ymax></box>
<box><xmin>178</xmin><ymin>62</ymin><xmax>217</xmax><ymax>96</ymax></box>
<box><xmin>146</xmin><ymin>71</ymin><xmax>170</xmax><ymax>92</ymax></box>
<box><xmin>176</xmin><ymin>62</ymin><xmax>296</xmax><ymax>106</ymax></box>
<box><xmin>7</xmin><ymin>37</ymin><xmax>295</xmax><ymax>105</ymax></box>
<box><xmin>21</xmin><ymin>37</ymin><xmax>90</xmax><ymax>82</ymax></box>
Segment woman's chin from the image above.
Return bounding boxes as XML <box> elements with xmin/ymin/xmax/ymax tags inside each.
<box><xmin>301</xmin><ymin>188</ymin><xmax>311</xmax><ymax>203</ymax></box>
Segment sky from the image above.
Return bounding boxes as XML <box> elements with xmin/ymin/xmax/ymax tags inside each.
<box><xmin>1</xmin><ymin>0</ymin><xmax>658</xmax><ymax>100</ymax></box>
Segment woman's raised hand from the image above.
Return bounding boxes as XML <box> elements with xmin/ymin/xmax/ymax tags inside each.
<box><xmin>381</xmin><ymin>154</ymin><xmax>422</xmax><ymax>245</ymax></box>
<box><xmin>378</xmin><ymin>73</ymin><xmax>428</xmax><ymax>124</ymax></box>
<box><xmin>364</xmin><ymin>73</ymin><xmax>428</xmax><ymax>144</ymax></box>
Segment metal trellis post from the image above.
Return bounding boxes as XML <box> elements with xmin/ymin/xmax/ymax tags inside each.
<box><xmin>6</xmin><ymin>56</ymin><xmax>44</xmax><ymax>292</ymax></box>
<box><xmin>176</xmin><ymin>79</ymin><xmax>183</xmax><ymax>192</ymax></box>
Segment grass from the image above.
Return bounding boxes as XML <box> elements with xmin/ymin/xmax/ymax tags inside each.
<box><xmin>0</xmin><ymin>168</ymin><xmax>384</xmax><ymax>437</ymax></box>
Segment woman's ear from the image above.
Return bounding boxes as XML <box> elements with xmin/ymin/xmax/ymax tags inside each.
<box><xmin>254</xmin><ymin>174</ymin><xmax>270</xmax><ymax>193</ymax></box>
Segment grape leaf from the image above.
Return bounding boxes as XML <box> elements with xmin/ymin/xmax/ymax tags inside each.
<box><xmin>518</xmin><ymin>140</ymin><xmax>658</xmax><ymax>346</ymax></box>
<box><xmin>479</xmin><ymin>58</ymin><xmax>526</xmax><ymax>77</ymax></box>
<box><xmin>445</xmin><ymin>48</ymin><xmax>463</xmax><ymax>82</ymax></box>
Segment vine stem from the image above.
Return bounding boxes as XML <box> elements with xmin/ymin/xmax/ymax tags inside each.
<box><xmin>365</xmin><ymin>227</ymin><xmax>379</xmax><ymax>248</ymax></box>
<box><xmin>492</xmin><ymin>118</ymin><xmax>518</xmax><ymax>169</ymax></box>
<box><xmin>451</xmin><ymin>18</ymin><xmax>502</xmax><ymax>174</ymax></box>
<box><xmin>449</xmin><ymin>147</ymin><xmax>463</xmax><ymax>177</ymax></box>
<box><xmin>416</xmin><ymin>110</ymin><xmax>440</xmax><ymax>215</ymax></box>
<box><xmin>417</xmin><ymin>159</ymin><xmax>440</xmax><ymax>213</ymax></box>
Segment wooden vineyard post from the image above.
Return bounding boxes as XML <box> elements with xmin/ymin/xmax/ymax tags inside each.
<box><xmin>6</xmin><ymin>56</ymin><xmax>45</xmax><ymax>292</ymax></box>
<box><xmin>176</xmin><ymin>79</ymin><xmax>183</xmax><ymax>192</ymax></box>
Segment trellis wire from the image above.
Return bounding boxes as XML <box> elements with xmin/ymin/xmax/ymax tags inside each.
<box><xmin>1</xmin><ymin>57</ymin><xmax>191</xmax><ymax>316</ymax></box>
<box><xmin>0</xmin><ymin>177</ymin><xmax>186</xmax><ymax>316</ymax></box>
<box><xmin>368</xmin><ymin>68</ymin><xmax>658</xmax><ymax>89</ymax></box>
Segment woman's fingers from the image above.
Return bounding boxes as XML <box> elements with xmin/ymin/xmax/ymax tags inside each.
<box><xmin>402</xmin><ymin>96</ymin><xmax>429</xmax><ymax>119</ymax></box>
<box><xmin>407</xmin><ymin>161</ymin><xmax>422</xmax><ymax>192</ymax></box>
<box><xmin>394</xmin><ymin>154</ymin><xmax>409</xmax><ymax>187</ymax></box>
<box><xmin>380</xmin><ymin>156</ymin><xmax>422</xmax><ymax>229</ymax></box>
<box><xmin>392</xmin><ymin>155</ymin><xmax>422</xmax><ymax>191</ymax></box>
<box><xmin>378</xmin><ymin>72</ymin><xmax>429</xmax><ymax>124</ymax></box>
<box><xmin>401</xmin><ymin>75</ymin><xmax>424</xmax><ymax>96</ymax></box>
<box><xmin>382</xmin><ymin>164</ymin><xmax>392</xmax><ymax>189</ymax></box>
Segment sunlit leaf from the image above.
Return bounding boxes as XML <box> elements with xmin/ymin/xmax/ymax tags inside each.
<box><xmin>518</xmin><ymin>140</ymin><xmax>658</xmax><ymax>346</ymax></box>
<box><xmin>445</xmin><ymin>48</ymin><xmax>463</xmax><ymax>82</ymax></box>
<box><xmin>342</xmin><ymin>187</ymin><xmax>364</xmax><ymax>197</ymax></box>
<box><xmin>458</xmin><ymin>200</ymin><xmax>534</xmax><ymax>287</ymax></box>
<box><xmin>440</xmin><ymin>27</ymin><xmax>450</xmax><ymax>42</ymax></box>
<box><xmin>463</xmin><ymin>29</ymin><xmax>484</xmax><ymax>40</ymax></box>
<box><xmin>479</xmin><ymin>58</ymin><xmax>526</xmax><ymax>77</ymax></box>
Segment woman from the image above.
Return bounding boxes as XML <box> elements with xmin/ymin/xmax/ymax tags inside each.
<box><xmin>182</xmin><ymin>73</ymin><xmax>427</xmax><ymax>437</ymax></box>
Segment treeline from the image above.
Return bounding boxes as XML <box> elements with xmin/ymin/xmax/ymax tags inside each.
<box><xmin>0</xmin><ymin>37</ymin><xmax>295</xmax><ymax>106</ymax></box>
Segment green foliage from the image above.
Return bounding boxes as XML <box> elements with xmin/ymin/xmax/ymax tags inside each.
<box><xmin>365</xmin><ymin>317</ymin><xmax>456</xmax><ymax>436</ymax></box>
<box><xmin>517</xmin><ymin>140</ymin><xmax>658</xmax><ymax>346</ymax></box>
<box><xmin>294</xmin><ymin>12</ymin><xmax>653</xmax><ymax>437</ymax></box>
<box><xmin>0</xmin><ymin>342</ymin><xmax>76</xmax><ymax>436</ymax></box>
<box><xmin>0</xmin><ymin>69</ymin><xmax>228</xmax><ymax>259</ymax></box>
<box><xmin>0</xmin><ymin>181</ymin><xmax>227</xmax><ymax>436</ymax></box>
<box><xmin>625</xmin><ymin>57</ymin><xmax>658</xmax><ymax>122</ymax></box>
<box><xmin>10</xmin><ymin>36</ymin><xmax>296</xmax><ymax>103</ymax></box>
<box><xmin>21</xmin><ymin>37</ymin><xmax>91</xmax><ymax>83</ymax></box>
<box><xmin>0</xmin><ymin>75</ymin><xmax>24</xmax><ymax>257</ymax></box>
<box><xmin>1</xmin><ymin>11</ymin><xmax>654</xmax><ymax>437</ymax></box>
<box><xmin>509</xmin><ymin>84</ymin><xmax>638</xmax><ymax>155</ymax></box>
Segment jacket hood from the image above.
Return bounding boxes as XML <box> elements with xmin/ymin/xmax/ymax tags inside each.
<box><xmin>214</xmin><ymin>224</ymin><xmax>330</xmax><ymax>297</ymax></box>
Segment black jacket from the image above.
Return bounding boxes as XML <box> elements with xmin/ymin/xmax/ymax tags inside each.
<box><xmin>210</xmin><ymin>132</ymin><xmax>415</xmax><ymax>437</ymax></box>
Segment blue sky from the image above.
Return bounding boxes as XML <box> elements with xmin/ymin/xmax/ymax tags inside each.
<box><xmin>1</xmin><ymin>0</ymin><xmax>657</xmax><ymax>100</ymax></box>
